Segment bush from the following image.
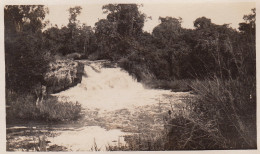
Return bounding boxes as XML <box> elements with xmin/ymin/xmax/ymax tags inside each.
<box><xmin>6</xmin><ymin>94</ymin><xmax>82</xmax><ymax>122</ymax></box>
<box><xmin>118</xmin><ymin>57</ymin><xmax>155</xmax><ymax>82</ymax></box>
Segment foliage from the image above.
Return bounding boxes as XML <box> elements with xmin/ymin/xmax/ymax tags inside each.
<box><xmin>5</xmin><ymin>4</ymin><xmax>256</xmax><ymax>91</ymax></box>
<box><xmin>239</xmin><ymin>8</ymin><xmax>255</xmax><ymax>36</ymax></box>
<box><xmin>5</xmin><ymin>4</ymin><xmax>256</xmax><ymax>150</ymax></box>
<box><xmin>103</xmin><ymin>4</ymin><xmax>146</xmax><ymax>37</ymax></box>
<box><xmin>4</xmin><ymin>5</ymin><xmax>49</xmax><ymax>34</ymax></box>
<box><xmin>152</xmin><ymin>17</ymin><xmax>190</xmax><ymax>79</ymax></box>
<box><xmin>92</xmin><ymin>4</ymin><xmax>147</xmax><ymax>60</ymax></box>
<box><xmin>168</xmin><ymin>9</ymin><xmax>256</xmax><ymax>150</ymax></box>
<box><xmin>94</xmin><ymin>19</ymin><xmax>120</xmax><ymax>60</ymax></box>
<box><xmin>117</xmin><ymin>8</ymin><xmax>255</xmax><ymax>83</ymax></box>
<box><xmin>5</xmin><ymin>5</ymin><xmax>51</xmax><ymax>93</ymax></box>
<box><xmin>104</xmin><ymin>6</ymin><xmax>256</xmax><ymax>150</ymax></box>
<box><xmin>43</xmin><ymin>7</ymin><xmax>96</xmax><ymax>56</ymax></box>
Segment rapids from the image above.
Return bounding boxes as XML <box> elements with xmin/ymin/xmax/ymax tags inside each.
<box><xmin>7</xmin><ymin>61</ymin><xmax>191</xmax><ymax>151</ymax></box>
<box><xmin>46</xmin><ymin>60</ymin><xmax>177</xmax><ymax>151</ymax></box>
<box><xmin>54</xmin><ymin>61</ymin><xmax>173</xmax><ymax>111</ymax></box>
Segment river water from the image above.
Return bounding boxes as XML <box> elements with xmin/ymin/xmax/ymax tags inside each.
<box><xmin>7</xmin><ymin>60</ymin><xmax>191</xmax><ymax>151</ymax></box>
<box><xmin>55</xmin><ymin>61</ymin><xmax>173</xmax><ymax>111</ymax></box>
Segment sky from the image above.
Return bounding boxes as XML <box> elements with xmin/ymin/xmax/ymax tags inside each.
<box><xmin>44</xmin><ymin>2</ymin><xmax>255</xmax><ymax>32</ymax></box>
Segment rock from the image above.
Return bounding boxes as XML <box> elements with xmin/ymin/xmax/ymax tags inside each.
<box><xmin>44</xmin><ymin>60</ymin><xmax>84</xmax><ymax>94</ymax></box>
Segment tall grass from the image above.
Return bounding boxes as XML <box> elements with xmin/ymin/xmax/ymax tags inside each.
<box><xmin>185</xmin><ymin>38</ymin><xmax>257</xmax><ymax>149</ymax></box>
<box><xmin>6</xmin><ymin>94</ymin><xmax>82</xmax><ymax>122</ymax></box>
<box><xmin>188</xmin><ymin>77</ymin><xmax>256</xmax><ymax>149</ymax></box>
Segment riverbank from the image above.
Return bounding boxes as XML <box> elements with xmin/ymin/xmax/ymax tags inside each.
<box><xmin>6</xmin><ymin>59</ymin><xmax>85</xmax><ymax>124</ymax></box>
<box><xmin>6</xmin><ymin>60</ymin><xmax>256</xmax><ymax>151</ymax></box>
<box><xmin>6</xmin><ymin>91</ymin><xmax>193</xmax><ymax>151</ymax></box>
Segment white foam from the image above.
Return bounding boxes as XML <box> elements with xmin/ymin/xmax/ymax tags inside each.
<box><xmin>53</xmin><ymin>62</ymin><xmax>172</xmax><ymax>111</ymax></box>
<box><xmin>47</xmin><ymin>126</ymin><xmax>127</xmax><ymax>151</ymax></box>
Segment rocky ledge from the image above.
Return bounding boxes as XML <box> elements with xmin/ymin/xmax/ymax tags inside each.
<box><xmin>44</xmin><ymin>60</ymin><xmax>84</xmax><ymax>94</ymax></box>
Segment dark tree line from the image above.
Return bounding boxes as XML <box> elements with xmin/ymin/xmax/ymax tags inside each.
<box><xmin>5</xmin><ymin>5</ymin><xmax>50</xmax><ymax>93</ymax></box>
<box><xmin>5</xmin><ymin>4</ymin><xmax>256</xmax><ymax>93</ymax></box>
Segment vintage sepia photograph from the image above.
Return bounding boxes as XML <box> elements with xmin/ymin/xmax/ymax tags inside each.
<box><xmin>4</xmin><ymin>0</ymin><xmax>257</xmax><ymax>152</ymax></box>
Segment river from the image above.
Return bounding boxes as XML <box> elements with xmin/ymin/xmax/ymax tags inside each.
<box><xmin>7</xmin><ymin>60</ymin><xmax>192</xmax><ymax>151</ymax></box>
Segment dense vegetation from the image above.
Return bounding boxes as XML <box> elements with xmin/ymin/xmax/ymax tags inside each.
<box><xmin>5</xmin><ymin>6</ymin><xmax>83</xmax><ymax>122</ymax></box>
<box><xmin>5</xmin><ymin>4</ymin><xmax>256</xmax><ymax>149</ymax></box>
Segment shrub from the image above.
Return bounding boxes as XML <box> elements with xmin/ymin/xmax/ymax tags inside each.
<box><xmin>118</xmin><ymin>57</ymin><xmax>155</xmax><ymax>82</ymax></box>
<box><xmin>37</xmin><ymin>97</ymin><xmax>82</xmax><ymax>121</ymax></box>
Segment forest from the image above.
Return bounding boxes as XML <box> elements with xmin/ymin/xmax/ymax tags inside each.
<box><xmin>5</xmin><ymin>4</ymin><xmax>256</xmax><ymax>151</ymax></box>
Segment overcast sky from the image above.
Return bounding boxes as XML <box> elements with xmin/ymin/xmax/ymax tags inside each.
<box><xmin>44</xmin><ymin>2</ymin><xmax>255</xmax><ymax>32</ymax></box>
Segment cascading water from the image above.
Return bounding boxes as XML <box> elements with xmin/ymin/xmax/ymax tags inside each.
<box><xmin>12</xmin><ymin>60</ymin><xmax>188</xmax><ymax>151</ymax></box>
<box><xmin>7</xmin><ymin>60</ymin><xmax>191</xmax><ymax>151</ymax></box>
<box><xmin>54</xmin><ymin>61</ymin><xmax>173</xmax><ymax>111</ymax></box>
<box><xmin>45</xmin><ymin>61</ymin><xmax>176</xmax><ymax>151</ymax></box>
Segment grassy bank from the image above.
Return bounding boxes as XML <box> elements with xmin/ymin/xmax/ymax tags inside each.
<box><xmin>6</xmin><ymin>59</ymin><xmax>84</xmax><ymax>123</ymax></box>
<box><xmin>6</xmin><ymin>94</ymin><xmax>82</xmax><ymax>123</ymax></box>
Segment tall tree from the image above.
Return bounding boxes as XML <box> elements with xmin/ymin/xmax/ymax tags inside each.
<box><xmin>44</xmin><ymin>6</ymin><xmax>96</xmax><ymax>56</ymax></box>
<box><xmin>94</xmin><ymin>19</ymin><xmax>119</xmax><ymax>59</ymax></box>
<box><xmin>93</xmin><ymin>4</ymin><xmax>147</xmax><ymax>60</ymax></box>
<box><xmin>68</xmin><ymin>6</ymin><xmax>82</xmax><ymax>39</ymax></box>
<box><xmin>184</xmin><ymin>17</ymin><xmax>240</xmax><ymax>79</ymax></box>
<box><xmin>5</xmin><ymin>5</ymin><xmax>50</xmax><ymax>93</ymax></box>
<box><xmin>152</xmin><ymin>17</ymin><xmax>188</xmax><ymax>79</ymax></box>
<box><xmin>237</xmin><ymin>8</ymin><xmax>256</xmax><ymax>77</ymax></box>
<box><xmin>239</xmin><ymin>8</ymin><xmax>255</xmax><ymax>36</ymax></box>
<box><xmin>5</xmin><ymin>5</ymin><xmax>48</xmax><ymax>34</ymax></box>
<box><xmin>102</xmin><ymin>4</ymin><xmax>146</xmax><ymax>37</ymax></box>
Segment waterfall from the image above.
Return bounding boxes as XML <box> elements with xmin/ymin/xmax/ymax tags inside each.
<box><xmin>54</xmin><ymin>61</ymin><xmax>172</xmax><ymax>111</ymax></box>
<box><xmin>10</xmin><ymin>61</ymin><xmax>184</xmax><ymax>151</ymax></box>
